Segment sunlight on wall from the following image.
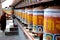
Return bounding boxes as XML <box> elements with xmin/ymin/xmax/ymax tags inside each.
<box><xmin>2</xmin><ymin>0</ymin><xmax>14</xmax><ymax>8</ymax></box>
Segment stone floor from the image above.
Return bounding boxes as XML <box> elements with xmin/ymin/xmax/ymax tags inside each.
<box><xmin>0</xmin><ymin>27</ymin><xmax>28</xmax><ymax>40</ymax></box>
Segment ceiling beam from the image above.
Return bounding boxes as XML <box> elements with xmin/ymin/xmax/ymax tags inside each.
<box><xmin>13</xmin><ymin>0</ymin><xmax>22</xmax><ymax>7</ymax></box>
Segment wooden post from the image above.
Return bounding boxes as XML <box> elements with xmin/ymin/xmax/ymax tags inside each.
<box><xmin>0</xmin><ymin>1</ymin><xmax>2</xmax><ymax>19</ymax></box>
<box><xmin>39</xmin><ymin>33</ymin><xmax>43</xmax><ymax>40</ymax></box>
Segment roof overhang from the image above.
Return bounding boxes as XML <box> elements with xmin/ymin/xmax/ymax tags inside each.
<box><xmin>10</xmin><ymin>0</ymin><xmax>22</xmax><ymax>7</ymax></box>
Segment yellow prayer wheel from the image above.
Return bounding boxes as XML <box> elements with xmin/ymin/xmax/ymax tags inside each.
<box><xmin>44</xmin><ymin>6</ymin><xmax>60</xmax><ymax>34</ymax></box>
<box><xmin>16</xmin><ymin>10</ymin><xmax>19</xmax><ymax>18</ymax></box>
<box><xmin>21</xmin><ymin>9</ymin><xmax>25</xmax><ymax>23</ymax></box>
<box><xmin>27</xmin><ymin>8</ymin><xmax>33</xmax><ymax>29</ymax></box>
<box><xmin>14</xmin><ymin>10</ymin><xmax>16</xmax><ymax>16</ymax></box>
<box><xmin>44</xmin><ymin>6</ymin><xmax>60</xmax><ymax>40</ymax></box>
<box><xmin>16</xmin><ymin>10</ymin><xmax>20</xmax><ymax>19</ymax></box>
<box><xmin>22</xmin><ymin>9</ymin><xmax>25</xmax><ymax>19</ymax></box>
<box><xmin>25</xmin><ymin>8</ymin><xmax>30</xmax><ymax>24</ymax></box>
<box><xmin>19</xmin><ymin>9</ymin><xmax>22</xmax><ymax>22</ymax></box>
<box><xmin>33</xmin><ymin>6</ymin><xmax>45</xmax><ymax>33</ymax></box>
<box><xmin>14</xmin><ymin>10</ymin><xmax>18</xmax><ymax>17</ymax></box>
<box><xmin>17</xmin><ymin>9</ymin><xmax>21</xmax><ymax>19</ymax></box>
<box><xmin>17</xmin><ymin>9</ymin><xmax>20</xmax><ymax>19</ymax></box>
<box><xmin>27</xmin><ymin>8</ymin><xmax>33</xmax><ymax>23</ymax></box>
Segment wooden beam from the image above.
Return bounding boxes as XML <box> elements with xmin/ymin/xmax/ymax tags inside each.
<box><xmin>13</xmin><ymin>0</ymin><xmax>22</xmax><ymax>7</ymax></box>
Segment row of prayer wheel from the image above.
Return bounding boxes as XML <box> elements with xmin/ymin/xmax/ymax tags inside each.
<box><xmin>14</xmin><ymin>5</ymin><xmax>60</xmax><ymax>40</ymax></box>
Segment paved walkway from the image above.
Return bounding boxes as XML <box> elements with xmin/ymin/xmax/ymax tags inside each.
<box><xmin>0</xmin><ymin>27</ymin><xmax>28</xmax><ymax>40</ymax></box>
<box><xmin>0</xmin><ymin>20</ymin><xmax>28</xmax><ymax>40</ymax></box>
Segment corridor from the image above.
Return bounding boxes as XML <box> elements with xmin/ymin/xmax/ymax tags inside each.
<box><xmin>0</xmin><ymin>0</ymin><xmax>60</xmax><ymax>40</ymax></box>
<box><xmin>0</xmin><ymin>19</ymin><xmax>28</xmax><ymax>40</ymax></box>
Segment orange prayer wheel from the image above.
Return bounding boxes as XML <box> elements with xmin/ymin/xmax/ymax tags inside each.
<box><xmin>19</xmin><ymin>9</ymin><xmax>23</xmax><ymax>21</ymax></box>
<box><xmin>22</xmin><ymin>9</ymin><xmax>25</xmax><ymax>23</ymax></box>
<box><xmin>27</xmin><ymin>8</ymin><xmax>33</xmax><ymax>29</ymax></box>
<box><xmin>44</xmin><ymin>6</ymin><xmax>60</xmax><ymax>34</ymax></box>
<box><xmin>44</xmin><ymin>6</ymin><xmax>60</xmax><ymax>40</ymax></box>
<box><xmin>24</xmin><ymin>8</ymin><xmax>28</xmax><ymax>24</ymax></box>
<box><xmin>14</xmin><ymin>10</ymin><xmax>18</xmax><ymax>18</ymax></box>
<box><xmin>25</xmin><ymin>8</ymin><xmax>29</xmax><ymax>23</ymax></box>
<box><xmin>32</xmin><ymin>6</ymin><xmax>45</xmax><ymax>33</ymax></box>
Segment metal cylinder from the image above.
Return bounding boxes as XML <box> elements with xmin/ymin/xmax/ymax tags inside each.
<box><xmin>44</xmin><ymin>6</ymin><xmax>60</xmax><ymax>40</ymax></box>
<box><xmin>25</xmin><ymin>8</ymin><xmax>28</xmax><ymax>24</ymax></box>
<box><xmin>33</xmin><ymin>6</ymin><xmax>45</xmax><ymax>33</ymax></box>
